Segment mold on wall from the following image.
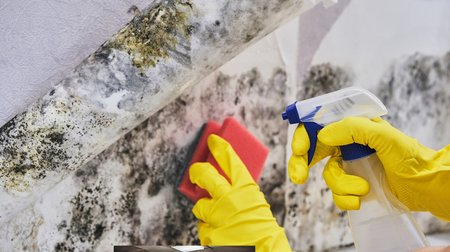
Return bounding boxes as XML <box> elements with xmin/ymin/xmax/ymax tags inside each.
<box><xmin>377</xmin><ymin>51</ymin><xmax>450</xmax><ymax>151</ymax></box>
<box><xmin>0</xmin><ymin>68</ymin><xmax>289</xmax><ymax>251</ymax></box>
<box><xmin>377</xmin><ymin>51</ymin><xmax>450</xmax><ymax>234</ymax></box>
<box><xmin>103</xmin><ymin>1</ymin><xmax>194</xmax><ymax>74</ymax></box>
<box><xmin>0</xmin><ymin>0</ymin><xmax>320</xmax><ymax>225</ymax></box>
<box><xmin>5</xmin><ymin>1</ymin><xmax>449</xmax><ymax>251</ymax></box>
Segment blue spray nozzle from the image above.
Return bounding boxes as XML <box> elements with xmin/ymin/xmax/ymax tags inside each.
<box><xmin>282</xmin><ymin>103</ymin><xmax>324</xmax><ymax>165</ymax></box>
<box><xmin>303</xmin><ymin>122</ymin><xmax>323</xmax><ymax>165</ymax></box>
<box><xmin>282</xmin><ymin>102</ymin><xmax>301</xmax><ymax>124</ymax></box>
<box><xmin>282</xmin><ymin>87</ymin><xmax>388</xmax><ymax>165</ymax></box>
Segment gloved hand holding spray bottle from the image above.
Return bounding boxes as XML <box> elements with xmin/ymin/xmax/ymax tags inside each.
<box><xmin>282</xmin><ymin>87</ymin><xmax>430</xmax><ymax>252</ymax></box>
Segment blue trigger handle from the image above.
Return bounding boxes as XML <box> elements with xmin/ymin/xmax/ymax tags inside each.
<box><xmin>303</xmin><ymin>123</ymin><xmax>376</xmax><ymax>164</ymax></box>
<box><xmin>303</xmin><ymin>122</ymin><xmax>324</xmax><ymax>166</ymax></box>
<box><xmin>282</xmin><ymin>103</ymin><xmax>374</xmax><ymax>163</ymax></box>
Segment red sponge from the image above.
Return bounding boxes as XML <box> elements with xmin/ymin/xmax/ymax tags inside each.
<box><xmin>177</xmin><ymin>121</ymin><xmax>221</xmax><ymax>202</ymax></box>
<box><xmin>177</xmin><ymin>117</ymin><xmax>269</xmax><ymax>202</ymax></box>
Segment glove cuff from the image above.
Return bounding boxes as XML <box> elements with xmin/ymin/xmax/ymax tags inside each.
<box><xmin>390</xmin><ymin>144</ymin><xmax>450</xmax><ymax>220</ymax></box>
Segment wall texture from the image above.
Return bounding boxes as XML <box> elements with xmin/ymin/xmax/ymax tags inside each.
<box><xmin>1</xmin><ymin>0</ymin><xmax>450</xmax><ymax>252</ymax></box>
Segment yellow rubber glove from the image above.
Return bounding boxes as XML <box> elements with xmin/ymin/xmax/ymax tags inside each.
<box><xmin>288</xmin><ymin>123</ymin><xmax>370</xmax><ymax>211</ymax></box>
<box><xmin>190</xmin><ymin>134</ymin><xmax>292</xmax><ymax>252</ymax></box>
<box><xmin>289</xmin><ymin>117</ymin><xmax>450</xmax><ymax>222</ymax></box>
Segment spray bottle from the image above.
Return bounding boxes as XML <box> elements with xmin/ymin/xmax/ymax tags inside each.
<box><xmin>282</xmin><ymin>87</ymin><xmax>430</xmax><ymax>252</ymax></box>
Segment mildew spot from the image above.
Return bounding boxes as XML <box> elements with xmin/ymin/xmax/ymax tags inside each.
<box><xmin>298</xmin><ymin>63</ymin><xmax>353</xmax><ymax>100</ymax></box>
<box><xmin>0</xmin><ymin>116</ymin><xmax>68</xmax><ymax>191</ymax></box>
<box><xmin>0</xmin><ymin>97</ymin><xmax>114</xmax><ymax>192</ymax></box>
<box><xmin>101</xmin><ymin>1</ymin><xmax>193</xmax><ymax>75</ymax></box>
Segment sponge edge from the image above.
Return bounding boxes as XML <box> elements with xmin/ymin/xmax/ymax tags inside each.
<box><xmin>177</xmin><ymin>117</ymin><xmax>269</xmax><ymax>203</ymax></box>
<box><xmin>177</xmin><ymin>121</ymin><xmax>221</xmax><ymax>202</ymax></box>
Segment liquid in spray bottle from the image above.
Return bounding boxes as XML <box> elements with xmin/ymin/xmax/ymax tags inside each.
<box><xmin>282</xmin><ymin>87</ymin><xmax>430</xmax><ymax>252</ymax></box>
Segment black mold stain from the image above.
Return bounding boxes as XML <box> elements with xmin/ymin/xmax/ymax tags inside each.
<box><xmin>377</xmin><ymin>51</ymin><xmax>450</xmax><ymax>142</ymax></box>
<box><xmin>297</xmin><ymin>63</ymin><xmax>352</xmax><ymax>100</ymax></box>
<box><xmin>57</xmin><ymin>100</ymin><xmax>198</xmax><ymax>247</ymax></box>
<box><xmin>47</xmin><ymin>132</ymin><xmax>65</xmax><ymax>145</ymax></box>
<box><xmin>55</xmin><ymin>162</ymin><xmax>111</xmax><ymax>250</ymax></box>
<box><xmin>0</xmin><ymin>114</ymin><xmax>69</xmax><ymax>189</ymax></box>
<box><xmin>92</xmin><ymin>48</ymin><xmax>113</xmax><ymax>65</ymax></box>
<box><xmin>50</xmin><ymin>68</ymin><xmax>287</xmax><ymax>249</ymax></box>
<box><xmin>94</xmin><ymin>224</ymin><xmax>106</xmax><ymax>240</ymax></box>
<box><xmin>100</xmin><ymin>0</ymin><xmax>193</xmax><ymax>75</ymax></box>
<box><xmin>0</xmin><ymin>83</ymin><xmax>118</xmax><ymax>190</ymax></box>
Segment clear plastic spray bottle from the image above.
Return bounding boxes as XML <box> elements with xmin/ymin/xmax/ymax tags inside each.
<box><xmin>282</xmin><ymin>87</ymin><xmax>430</xmax><ymax>252</ymax></box>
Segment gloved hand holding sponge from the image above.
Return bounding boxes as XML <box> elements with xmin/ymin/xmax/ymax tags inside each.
<box><xmin>190</xmin><ymin>134</ymin><xmax>292</xmax><ymax>252</ymax></box>
<box><xmin>289</xmin><ymin>116</ymin><xmax>450</xmax><ymax>222</ymax></box>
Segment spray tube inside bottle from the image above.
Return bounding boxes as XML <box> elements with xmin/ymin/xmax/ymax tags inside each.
<box><xmin>282</xmin><ymin>87</ymin><xmax>430</xmax><ymax>252</ymax></box>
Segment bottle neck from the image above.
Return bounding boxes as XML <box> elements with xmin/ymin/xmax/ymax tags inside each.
<box><xmin>340</xmin><ymin>143</ymin><xmax>376</xmax><ymax>161</ymax></box>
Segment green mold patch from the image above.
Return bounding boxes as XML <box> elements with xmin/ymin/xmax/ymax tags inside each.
<box><xmin>0</xmin><ymin>97</ymin><xmax>113</xmax><ymax>192</ymax></box>
<box><xmin>103</xmin><ymin>1</ymin><xmax>193</xmax><ymax>76</ymax></box>
<box><xmin>0</xmin><ymin>119</ymin><xmax>67</xmax><ymax>192</ymax></box>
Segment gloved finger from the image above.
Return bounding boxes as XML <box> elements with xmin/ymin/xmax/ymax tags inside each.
<box><xmin>288</xmin><ymin>154</ymin><xmax>309</xmax><ymax>184</ymax></box>
<box><xmin>323</xmin><ymin>157</ymin><xmax>370</xmax><ymax>196</ymax></box>
<box><xmin>193</xmin><ymin>197</ymin><xmax>215</xmax><ymax>223</ymax></box>
<box><xmin>190</xmin><ymin>162</ymin><xmax>231</xmax><ymax>199</ymax></box>
<box><xmin>318</xmin><ymin>117</ymin><xmax>386</xmax><ymax>150</ymax></box>
<box><xmin>292</xmin><ymin>123</ymin><xmax>340</xmax><ymax>166</ymax></box>
<box><xmin>197</xmin><ymin>221</ymin><xmax>213</xmax><ymax>245</ymax></box>
<box><xmin>288</xmin><ymin>146</ymin><xmax>340</xmax><ymax>185</ymax></box>
<box><xmin>332</xmin><ymin>193</ymin><xmax>361</xmax><ymax>210</ymax></box>
<box><xmin>318</xmin><ymin>117</ymin><xmax>409</xmax><ymax>161</ymax></box>
<box><xmin>371</xmin><ymin>117</ymin><xmax>384</xmax><ymax>123</ymax></box>
<box><xmin>311</xmin><ymin>141</ymin><xmax>340</xmax><ymax>166</ymax></box>
<box><xmin>292</xmin><ymin>124</ymin><xmax>310</xmax><ymax>156</ymax></box>
<box><xmin>292</xmin><ymin>124</ymin><xmax>340</xmax><ymax>160</ymax></box>
<box><xmin>207</xmin><ymin>134</ymin><xmax>254</xmax><ymax>187</ymax></box>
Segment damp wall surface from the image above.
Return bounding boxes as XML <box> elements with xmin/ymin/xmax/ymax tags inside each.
<box><xmin>0</xmin><ymin>0</ymin><xmax>322</xmax><ymax>224</ymax></box>
<box><xmin>0</xmin><ymin>26</ymin><xmax>294</xmax><ymax>252</ymax></box>
<box><xmin>2</xmin><ymin>0</ymin><xmax>450</xmax><ymax>251</ymax></box>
